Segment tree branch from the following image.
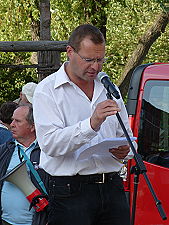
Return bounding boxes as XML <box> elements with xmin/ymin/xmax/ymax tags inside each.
<box><xmin>118</xmin><ymin>11</ymin><xmax>169</xmax><ymax>98</ymax></box>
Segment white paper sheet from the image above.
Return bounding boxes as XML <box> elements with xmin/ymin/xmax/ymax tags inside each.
<box><xmin>77</xmin><ymin>137</ymin><xmax>137</xmax><ymax>160</ymax></box>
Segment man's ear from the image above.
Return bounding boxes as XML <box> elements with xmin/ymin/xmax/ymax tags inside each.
<box><xmin>30</xmin><ymin>123</ymin><xmax>35</xmax><ymax>133</ymax></box>
<box><xmin>67</xmin><ymin>45</ymin><xmax>74</xmax><ymax>59</ymax></box>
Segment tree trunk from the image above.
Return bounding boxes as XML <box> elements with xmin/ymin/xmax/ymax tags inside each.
<box><xmin>118</xmin><ymin>11</ymin><xmax>169</xmax><ymax>98</ymax></box>
<box><xmin>38</xmin><ymin>0</ymin><xmax>61</xmax><ymax>81</ymax></box>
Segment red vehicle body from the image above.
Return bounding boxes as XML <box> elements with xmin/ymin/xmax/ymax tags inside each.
<box><xmin>125</xmin><ymin>63</ymin><xmax>169</xmax><ymax>225</ymax></box>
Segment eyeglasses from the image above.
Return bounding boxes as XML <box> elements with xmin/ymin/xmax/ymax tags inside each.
<box><xmin>71</xmin><ymin>46</ymin><xmax>107</xmax><ymax>65</ymax></box>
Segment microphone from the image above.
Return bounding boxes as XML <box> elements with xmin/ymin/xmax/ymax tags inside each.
<box><xmin>98</xmin><ymin>72</ymin><xmax>120</xmax><ymax>99</ymax></box>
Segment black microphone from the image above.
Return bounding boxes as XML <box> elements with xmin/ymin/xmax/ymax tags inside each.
<box><xmin>98</xmin><ymin>72</ymin><xmax>120</xmax><ymax>99</ymax></box>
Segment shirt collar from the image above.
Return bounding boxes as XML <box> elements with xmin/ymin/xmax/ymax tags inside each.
<box><xmin>0</xmin><ymin>123</ymin><xmax>8</xmax><ymax>129</ymax></box>
<box><xmin>54</xmin><ymin>62</ymin><xmax>71</xmax><ymax>89</ymax></box>
<box><xmin>53</xmin><ymin>62</ymin><xmax>105</xmax><ymax>92</ymax></box>
<box><xmin>15</xmin><ymin>139</ymin><xmax>37</xmax><ymax>151</ymax></box>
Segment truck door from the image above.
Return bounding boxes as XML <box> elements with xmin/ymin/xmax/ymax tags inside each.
<box><xmin>126</xmin><ymin>63</ymin><xmax>169</xmax><ymax>225</ymax></box>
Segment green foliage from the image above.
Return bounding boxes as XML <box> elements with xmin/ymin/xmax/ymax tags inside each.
<box><xmin>0</xmin><ymin>0</ymin><xmax>39</xmax><ymax>41</ymax></box>
<box><xmin>0</xmin><ymin>52</ymin><xmax>38</xmax><ymax>105</ymax></box>
<box><xmin>0</xmin><ymin>67</ymin><xmax>37</xmax><ymax>105</ymax></box>
<box><xmin>50</xmin><ymin>0</ymin><xmax>169</xmax><ymax>83</ymax></box>
<box><xmin>0</xmin><ymin>0</ymin><xmax>169</xmax><ymax>104</ymax></box>
<box><xmin>0</xmin><ymin>0</ymin><xmax>39</xmax><ymax>105</ymax></box>
<box><xmin>50</xmin><ymin>0</ymin><xmax>109</xmax><ymax>40</ymax></box>
<box><xmin>104</xmin><ymin>0</ymin><xmax>167</xmax><ymax>83</ymax></box>
<box><xmin>155</xmin><ymin>0</ymin><xmax>169</xmax><ymax>12</ymax></box>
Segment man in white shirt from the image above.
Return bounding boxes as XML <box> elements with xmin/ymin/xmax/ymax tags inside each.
<box><xmin>33</xmin><ymin>24</ymin><xmax>134</xmax><ymax>225</ymax></box>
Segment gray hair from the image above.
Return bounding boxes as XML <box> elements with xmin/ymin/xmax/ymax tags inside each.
<box><xmin>18</xmin><ymin>103</ymin><xmax>34</xmax><ymax>125</ymax></box>
<box><xmin>26</xmin><ymin>105</ymin><xmax>34</xmax><ymax>125</ymax></box>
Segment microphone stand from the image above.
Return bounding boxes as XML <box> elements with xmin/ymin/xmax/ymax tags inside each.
<box><xmin>106</xmin><ymin>91</ymin><xmax>167</xmax><ymax>225</ymax></box>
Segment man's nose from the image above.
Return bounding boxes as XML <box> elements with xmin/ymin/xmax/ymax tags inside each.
<box><xmin>90</xmin><ymin>61</ymin><xmax>100</xmax><ymax>70</ymax></box>
<box><xmin>10</xmin><ymin>120</ymin><xmax>15</xmax><ymax>127</ymax></box>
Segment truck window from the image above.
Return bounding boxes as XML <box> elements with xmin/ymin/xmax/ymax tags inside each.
<box><xmin>138</xmin><ymin>80</ymin><xmax>169</xmax><ymax>168</ymax></box>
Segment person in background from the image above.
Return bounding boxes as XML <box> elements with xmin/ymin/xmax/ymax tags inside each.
<box><xmin>0</xmin><ymin>101</ymin><xmax>18</xmax><ymax>145</ymax></box>
<box><xmin>14</xmin><ymin>82</ymin><xmax>37</xmax><ymax>105</ymax></box>
<box><xmin>33</xmin><ymin>24</ymin><xmax>135</xmax><ymax>225</ymax></box>
<box><xmin>0</xmin><ymin>105</ymin><xmax>48</xmax><ymax>225</ymax></box>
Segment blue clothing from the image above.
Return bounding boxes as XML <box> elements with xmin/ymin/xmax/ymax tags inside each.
<box><xmin>0</xmin><ymin>140</ymin><xmax>49</xmax><ymax>225</ymax></box>
<box><xmin>0</xmin><ymin>127</ymin><xmax>12</xmax><ymax>145</ymax></box>
<box><xmin>1</xmin><ymin>141</ymin><xmax>37</xmax><ymax>225</ymax></box>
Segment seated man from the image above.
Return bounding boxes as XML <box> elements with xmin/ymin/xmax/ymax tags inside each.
<box><xmin>0</xmin><ymin>105</ymin><xmax>48</xmax><ymax>225</ymax></box>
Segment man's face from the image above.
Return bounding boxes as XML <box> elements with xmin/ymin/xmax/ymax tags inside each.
<box><xmin>10</xmin><ymin>106</ymin><xmax>34</xmax><ymax>141</ymax></box>
<box><xmin>67</xmin><ymin>37</ymin><xmax>105</xmax><ymax>83</ymax></box>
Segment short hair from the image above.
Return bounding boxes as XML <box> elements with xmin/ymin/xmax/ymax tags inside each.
<box><xmin>68</xmin><ymin>24</ymin><xmax>105</xmax><ymax>52</ymax></box>
<box><xmin>26</xmin><ymin>105</ymin><xmax>34</xmax><ymax>125</ymax></box>
<box><xmin>0</xmin><ymin>101</ymin><xmax>18</xmax><ymax>124</ymax></box>
<box><xmin>18</xmin><ymin>104</ymin><xmax>34</xmax><ymax>125</ymax></box>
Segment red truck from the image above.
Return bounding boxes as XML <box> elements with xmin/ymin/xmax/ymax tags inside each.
<box><xmin>125</xmin><ymin>62</ymin><xmax>169</xmax><ymax>225</ymax></box>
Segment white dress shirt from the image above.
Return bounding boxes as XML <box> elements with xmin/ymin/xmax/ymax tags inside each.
<box><xmin>33</xmin><ymin>62</ymin><xmax>134</xmax><ymax>176</ymax></box>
